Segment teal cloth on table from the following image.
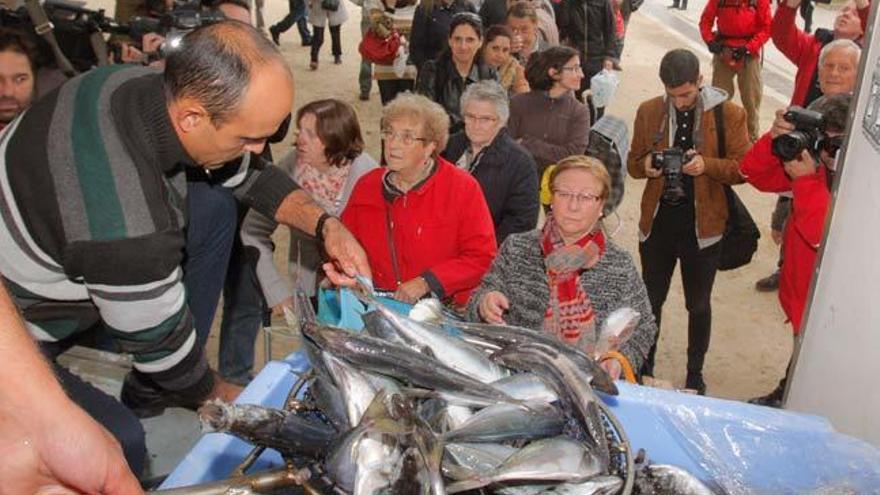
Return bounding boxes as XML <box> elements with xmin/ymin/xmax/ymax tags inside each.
<box><xmin>316</xmin><ymin>288</ymin><xmax>412</xmax><ymax>330</ymax></box>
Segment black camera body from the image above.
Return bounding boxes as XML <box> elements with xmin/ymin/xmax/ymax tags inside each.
<box><xmin>130</xmin><ymin>8</ymin><xmax>225</xmax><ymax>57</ymax></box>
<box><xmin>771</xmin><ymin>106</ymin><xmax>826</xmax><ymax>162</ymax></box>
<box><xmin>651</xmin><ymin>147</ymin><xmax>688</xmax><ymax>203</ymax></box>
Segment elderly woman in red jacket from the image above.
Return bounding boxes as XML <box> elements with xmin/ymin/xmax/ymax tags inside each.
<box><xmin>341</xmin><ymin>92</ymin><xmax>497</xmax><ymax>308</ymax></box>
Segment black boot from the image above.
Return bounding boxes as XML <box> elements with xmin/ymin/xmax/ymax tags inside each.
<box><xmin>748</xmin><ymin>380</ymin><xmax>785</xmax><ymax>408</ymax></box>
<box><xmin>685</xmin><ymin>372</ymin><xmax>707</xmax><ymax>396</ymax></box>
<box><xmin>269</xmin><ymin>25</ymin><xmax>281</xmax><ymax>46</ymax></box>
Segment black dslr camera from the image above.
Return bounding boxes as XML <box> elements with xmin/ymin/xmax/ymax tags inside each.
<box><xmin>129</xmin><ymin>1</ymin><xmax>226</xmax><ymax>58</ymax></box>
<box><xmin>771</xmin><ymin>106</ymin><xmax>826</xmax><ymax>162</ymax></box>
<box><xmin>651</xmin><ymin>147</ymin><xmax>687</xmax><ymax>203</ymax></box>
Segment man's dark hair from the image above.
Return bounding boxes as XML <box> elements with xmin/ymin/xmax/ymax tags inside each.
<box><xmin>0</xmin><ymin>28</ymin><xmax>37</xmax><ymax>74</ymax></box>
<box><xmin>450</xmin><ymin>12</ymin><xmax>484</xmax><ymax>39</ymax></box>
<box><xmin>296</xmin><ymin>99</ymin><xmax>365</xmax><ymax>167</ymax></box>
<box><xmin>164</xmin><ymin>22</ymin><xmax>286</xmax><ymax>124</ymax></box>
<box><xmin>659</xmin><ymin>48</ymin><xmax>700</xmax><ymax>88</ymax></box>
<box><xmin>809</xmin><ymin>93</ymin><xmax>852</xmax><ymax>133</ymax></box>
<box><xmin>212</xmin><ymin>0</ymin><xmax>251</xmax><ymax>13</ymax></box>
<box><xmin>506</xmin><ymin>2</ymin><xmax>538</xmax><ymax>22</ymax></box>
<box><xmin>524</xmin><ymin>45</ymin><xmax>578</xmax><ymax>90</ymax></box>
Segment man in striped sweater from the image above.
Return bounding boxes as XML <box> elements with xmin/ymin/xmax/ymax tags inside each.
<box><xmin>0</xmin><ymin>21</ymin><xmax>369</xmax><ymax>476</ymax></box>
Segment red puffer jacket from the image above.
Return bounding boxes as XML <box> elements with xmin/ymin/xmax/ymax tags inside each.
<box><xmin>699</xmin><ymin>0</ymin><xmax>771</xmax><ymax>55</ymax></box>
<box><xmin>341</xmin><ymin>157</ymin><xmax>497</xmax><ymax>307</ymax></box>
<box><xmin>740</xmin><ymin>134</ymin><xmax>830</xmax><ymax>334</ymax></box>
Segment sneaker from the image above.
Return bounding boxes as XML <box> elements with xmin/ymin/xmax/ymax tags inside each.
<box><xmin>685</xmin><ymin>372</ymin><xmax>707</xmax><ymax>396</ymax></box>
<box><xmin>755</xmin><ymin>271</ymin><xmax>780</xmax><ymax>292</ymax></box>
<box><xmin>748</xmin><ymin>383</ymin><xmax>784</xmax><ymax>408</ymax></box>
<box><xmin>269</xmin><ymin>26</ymin><xmax>280</xmax><ymax>46</ymax></box>
<box><xmin>359</xmin><ymin>90</ymin><xmax>370</xmax><ymax>101</ymax></box>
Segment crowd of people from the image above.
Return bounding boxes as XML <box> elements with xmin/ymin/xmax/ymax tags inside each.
<box><xmin>0</xmin><ymin>0</ymin><xmax>871</xmax><ymax>489</ymax></box>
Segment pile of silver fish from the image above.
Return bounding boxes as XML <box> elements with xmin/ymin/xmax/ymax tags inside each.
<box><xmin>197</xmin><ymin>296</ymin><xmax>715</xmax><ymax>495</ymax></box>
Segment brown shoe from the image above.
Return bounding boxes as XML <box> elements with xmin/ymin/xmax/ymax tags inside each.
<box><xmin>309</xmin><ymin>60</ymin><xmax>318</xmax><ymax>70</ymax></box>
<box><xmin>755</xmin><ymin>271</ymin><xmax>780</xmax><ymax>292</ymax></box>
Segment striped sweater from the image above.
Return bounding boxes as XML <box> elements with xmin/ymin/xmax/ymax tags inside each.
<box><xmin>0</xmin><ymin>66</ymin><xmax>296</xmax><ymax>396</ymax></box>
<box><xmin>466</xmin><ymin>230</ymin><xmax>657</xmax><ymax>372</ymax></box>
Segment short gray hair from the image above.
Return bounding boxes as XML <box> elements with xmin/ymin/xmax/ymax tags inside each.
<box><xmin>818</xmin><ymin>39</ymin><xmax>861</xmax><ymax>68</ymax></box>
<box><xmin>460</xmin><ymin>80</ymin><xmax>510</xmax><ymax>126</ymax></box>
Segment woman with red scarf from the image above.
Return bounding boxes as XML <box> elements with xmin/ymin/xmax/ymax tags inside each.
<box><xmin>466</xmin><ymin>156</ymin><xmax>656</xmax><ymax>379</ymax></box>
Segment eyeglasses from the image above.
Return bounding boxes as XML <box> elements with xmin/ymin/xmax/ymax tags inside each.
<box><xmin>380</xmin><ymin>129</ymin><xmax>428</xmax><ymax>146</ymax></box>
<box><xmin>463</xmin><ymin>113</ymin><xmax>498</xmax><ymax>125</ymax></box>
<box><xmin>554</xmin><ymin>190</ymin><xmax>602</xmax><ymax>204</ymax></box>
<box><xmin>560</xmin><ymin>64</ymin><xmax>583</xmax><ymax>73</ymax></box>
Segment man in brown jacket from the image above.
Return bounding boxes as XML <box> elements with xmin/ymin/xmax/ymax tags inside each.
<box><xmin>627</xmin><ymin>49</ymin><xmax>749</xmax><ymax>394</ymax></box>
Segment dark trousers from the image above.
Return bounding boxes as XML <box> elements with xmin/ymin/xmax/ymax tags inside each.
<box><xmin>378</xmin><ymin>79</ymin><xmax>415</xmax><ymax>105</ymax></box>
<box><xmin>639</xmin><ymin>208</ymin><xmax>720</xmax><ymax>377</ymax></box>
<box><xmin>184</xmin><ymin>179</ymin><xmax>239</xmax><ymax>345</ymax></box>
<box><xmin>40</xmin><ymin>340</ymin><xmax>147</xmax><ymax>478</ymax></box>
<box><xmin>218</xmin><ymin>236</ymin><xmax>269</xmax><ymax>385</ymax></box>
<box><xmin>273</xmin><ymin>0</ymin><xmax>312</xmax><ymax>42</ymax></box>
<box><xmin>311</xmin><ymin>24</ymin><xmax>342</xmax><ymax>61</ymax></box>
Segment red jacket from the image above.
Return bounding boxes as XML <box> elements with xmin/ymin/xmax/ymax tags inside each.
<box><xmin>699</xmin><ymin>0</ymin><xmax>771</xmax><ymax>55</ymax></box>
<box><xmin>772</xmin><ymin>4</ymin><xmax>870</xmax><ymax>106</ymax></box>
<box><xmin>740</xmin><ymin>134</ymin><xmax>830</xmax><ymax>334</ymax></box>
<box><xmin>341</xmin><ymin>158</ymin><xmax>497</xmax><ymax>307</ymax></box>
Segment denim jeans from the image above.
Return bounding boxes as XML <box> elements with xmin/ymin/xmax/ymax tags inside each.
<box><xmin>274</xmin><ymin>0</ymin><xmax>312</xmax><ymax>42</ymax></box>
<box><xmin>184</xmin><ymin>179</ymin><xmax>238</xmax><ymax>346</ymax></box>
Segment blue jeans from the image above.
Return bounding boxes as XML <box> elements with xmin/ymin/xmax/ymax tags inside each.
<box><xmin>273</xmin><ymin>0</ymin><xmax>312</xmax><ymax>42</ymax></box>
<box><xmin>184</xmin><ymin>179</ymin><xmax>238</xmax><ymax>345</ymax></box>
<box><xmin>218</xmin><ymin>239</ymin><xmax>268</xmax><ymax>385</ymax></box>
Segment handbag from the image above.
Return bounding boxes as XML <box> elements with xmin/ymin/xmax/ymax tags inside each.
<box><xmin>358</xmin><ymin>28</ymin><xmax>401</xmax><ymax>65</ymax></box>
<box><xmin>714</xmin><ymin>104</ymin><xmax>760</xmax><ymax>271</ymax></box>
<box><xmin>321</xmin><ymin>0</ymin><xmax>340</xmax><ymax>11</ymax></box>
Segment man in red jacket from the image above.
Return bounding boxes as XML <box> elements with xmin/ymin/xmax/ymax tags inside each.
<box><xmin>772</xmin><ymin>0</ymin><xmax>869</xmax><ymax>108</ymax></box>
<box><xmin>740</xmin><ymin>93</ymin><xmax>851</xmax><ymax>407</ymax></box>
<box><xmin>700</xmin><ymin>0</ymin><xmax>771</xmax><ymax>142</ymax></box>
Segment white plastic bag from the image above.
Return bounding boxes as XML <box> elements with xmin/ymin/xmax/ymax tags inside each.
<box><xmin>590</xmin><ymin>69</ymin><xmax>620</xmax><ymax>109</ymax></box>
<box><xmin>393</xmin><ymin>37</ymin><xmax>408</xmax><ymax>78</ymax></box>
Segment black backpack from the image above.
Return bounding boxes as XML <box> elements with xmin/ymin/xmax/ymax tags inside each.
<box><xmin>715</xmin><ymin>104</ymin><xmax>761</xmax><ymax>271</ymax></box>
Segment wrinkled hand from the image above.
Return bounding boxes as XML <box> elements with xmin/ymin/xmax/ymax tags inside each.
<box><xmin>599</xmin><ymin>358</ymin><xmax>622</xmax><ymax>380</ymax></box>
<box><xmin>770</xmin><ymin>108</ymin><xmax>796</xmax><ymax>139</ymax></box>
<box><xmin>478</xmin><ymin>291</ymin><xmax>509</xmax><ymax>324</ymax></box>
<box><xmin>643</xmin><ymin>154</ymin><xmax>662</xmax><ymax>178</ymax></box>
<box><xmin>321</xmin><ymin>218</ymin><xmax>372</xmax><ymax>287</ymax></box>
<box><xmin>0</xmin><ymin>401</ymin><xmax>143</xmax><ymax>495</ymax></box>
<box><xmin>272</xmin><ymin>296</ymin><xmax>295</xmax><ymax>317</ymax></box>
<box><xmin>771</xmin><ymin>228</ymin><xmax>783</xmax><ymax>246</ymax></box>
<box><xmin>393</xmin><ymin>277</ymin><xmax>429</xmax><ymax>304</ymax></box>
<box><xmin>784</xmin><ymin>149</ymin><xmax>817</xmax><ymax>178</ymax></box>
<box><xmin>682</xmin><ymin>152</ymin><xmax>706</xmax><ymax>176</ymax></box>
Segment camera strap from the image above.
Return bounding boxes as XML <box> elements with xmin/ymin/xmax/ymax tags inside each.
<box><xmin>23</xmin><ymin>0</ymin><xmax>78</xmax><ymax>77</ymax></box>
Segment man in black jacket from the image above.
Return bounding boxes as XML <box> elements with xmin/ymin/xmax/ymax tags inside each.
<box><xmin>558</xmin><ymin>0</ymin><xmax>617</xmax><ymax>119</ymax></box>
<box><xmin>443</xmin><ymin>81</ymin><xmax>539</xmax><ymax>243</ymax></box>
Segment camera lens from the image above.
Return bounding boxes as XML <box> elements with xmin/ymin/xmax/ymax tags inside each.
<box><xmin>771</xmin><ymin>132</ymin><xmax>810</xmax><ymax>162</ymax></box>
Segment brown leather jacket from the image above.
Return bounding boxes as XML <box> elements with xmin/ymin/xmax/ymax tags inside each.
<box><xmin>627</xmin><ymin>87</ymin><xmax>750</xmax><ymax>246</ymax></box>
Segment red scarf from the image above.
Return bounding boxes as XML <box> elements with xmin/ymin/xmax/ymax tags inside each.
<box><xmin>541</xmin><ymin>213</ymin><xmax>606</xmax><ymax>350</ymax></box>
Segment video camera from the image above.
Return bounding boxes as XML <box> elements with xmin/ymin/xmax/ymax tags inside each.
<box><xmin>128</xmin><ymin>0</ymin><xmax>225</xmax><ymax>57</ymax></box>
<box><xmin>651</xmin><ymin>147</ymin><xmax>688</xmax><ymax>203</ymax></box>
<box><xmin>771</xmin><ymin>106</ymin><xmax>826</xmax><ymax>162</ymax></box>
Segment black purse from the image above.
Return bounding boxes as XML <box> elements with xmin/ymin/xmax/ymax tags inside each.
<box><xmin>714</xmin><ymin>104</ymin><xmax>760</xmax><ymax>271</ymax></box>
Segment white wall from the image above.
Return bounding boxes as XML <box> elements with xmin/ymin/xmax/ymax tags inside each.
<box><xmin>786</xmin><ymin>2</ymin><xmax>880</xmax><ymax>446</ymax></box>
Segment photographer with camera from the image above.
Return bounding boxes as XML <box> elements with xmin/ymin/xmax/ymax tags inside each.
<box><xmin>628</xmin><ymin>49</ymin><xmax>750</xmax><ymax>394</ymax></box>
<box><xmin>741</xmin><ymin>91</ymin><xmax>851</xmax><ymax>407</ymax></box>
<box><xmin>699</xmin><ymin>0</ymin><xmax>770</xmax><ymax>142</ymax></box>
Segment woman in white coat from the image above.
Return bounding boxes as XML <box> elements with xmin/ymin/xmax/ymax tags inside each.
<box><xmin>308</xmin><ymin>0</ymin><xmax>349</xmax><ymax>69</ymax></box>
